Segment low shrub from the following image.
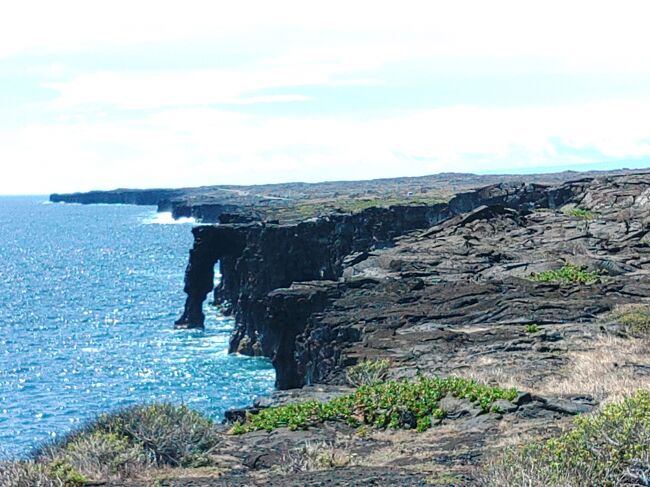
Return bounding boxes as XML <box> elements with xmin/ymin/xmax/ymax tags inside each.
<box><xmin>481</xmin><ymin>390</ymin><xmax>650</xmax><ymax>486</ymax></box>
<box><xmin>32</xmin><ymin>403</ymin><xmax>221</xmax><ymax>484</ymax></box>
<box><xmin>525</xmin><ymin>324</ymin><xmax>540</xmax><ymax>333</ymax></box>
<box><xmin>530</xmin><ymin>264</ymin><xmax>602</xmax><ymax>285</ymax></box>
<box><xmin>231</xmin><ymin>376</ymin><xmax>517</xmax><ymax>434</ymax></box>
<box><xmin>49</xmin><ymin>431</ymin><xmax>150</xmax><ymax>480</ymax></box>
<box><xmin>88</xmin><ymin>403</ymin><xmax>220</xmax><ymax>468</ymax></box>
<box><xmin>345</xmin><ymin>358</ymin><xmax>390</xmax><ymax>387</ymax></box>
<box><xmin>47</xmin><ymin>460</ymin><xmax>85</xmax><ymax>486</ymax></box>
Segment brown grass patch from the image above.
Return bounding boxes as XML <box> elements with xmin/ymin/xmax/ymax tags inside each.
<box><xmin>537</xmin><ymin>335</ymin><xmax>650</xmax><ymax>403</ymax></box>
<box><xmin>462</xmin><ymin>356</ymin><xmax>530</xmax><ymax>392</ymax></box>
<box><xmin>277</xmin><ymin>441</ymin><xmax>357</xmax><ymax>473</ymax></box>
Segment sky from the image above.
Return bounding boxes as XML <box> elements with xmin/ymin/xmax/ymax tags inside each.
<box><xmin>2</xmin><ymin>1</ymin><xmax>650</xmax><ymax>194</ymax></box>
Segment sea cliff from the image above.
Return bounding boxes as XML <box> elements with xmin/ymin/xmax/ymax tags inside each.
<box><xmin>176</xmin><ymin>181</ymin><xmax>578</xmax><ymax>389</ymax></box>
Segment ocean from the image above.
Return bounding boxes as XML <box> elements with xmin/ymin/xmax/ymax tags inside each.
<box><xmin>0</xmin><ymin>197</ymin><xmax>274</xmax><ymax>457</ymax></box>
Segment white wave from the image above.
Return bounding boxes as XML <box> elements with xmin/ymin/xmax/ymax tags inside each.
<box><xmin>142</xmin><ymin>211</ymin><xmax>196</xmax><ymax>225</ymax></box>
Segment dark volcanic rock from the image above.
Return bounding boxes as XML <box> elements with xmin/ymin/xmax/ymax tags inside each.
<box><xmin>176</xmin><ymin>174</ymin><xmax>650</xmax><ymax>392</ymax></box>
<box><xmin>50</xmin><ymin>188</ymin><xmax>183</xmax><ymax>205</ymax></box>
<box><xmin>177</xmin><ymin>182</ymin><xmax>575</xmax><ymax>388</ymax></box>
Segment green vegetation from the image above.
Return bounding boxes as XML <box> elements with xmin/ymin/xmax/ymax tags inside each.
<box><xmin>482</xmin><ymin>390</ymin><xmax>650</xmax><ymax>486</ymax></box>
<box><xmin>562</xmin><ymin>206</ymin><xmax>595</xmax><ymax>219</ymax></box>
<box><xmin>48</xmin><ymin>460</ymin><xmax>86</xmax><ymax>486</ymax></box>
<box><xmin>606</xmin><ymin>304</ymin><xmax>650</xmax><ymax>337</ymax></box>
<box><xmin>345</xmin><ymin>358</ymin><xmax>390</xmax><ymax>387</ymax></box>
<box><xmin>332</xmin><ymin>196</ymin><xmax>446</xmax><ymax>213</ymax></box>
<box><xmin>231</xmin><ymin>376</ymin><xmax>518</xmax><ymax>435</ymax></box>
<box><xmin>530</xmin><ymin>264</ymin><xmax>602</xmax><ymax>285</ymax></box>
<box><xmin>525</xmin><ymin>323</ymin><xmax>540</xmax><ymax>333</ymax></box>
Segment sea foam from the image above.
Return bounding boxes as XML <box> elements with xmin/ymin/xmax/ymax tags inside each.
<box><xmin>142</xmin><ymin>211</ymin><xmax>196</xmax><ymax>225</ymax></box>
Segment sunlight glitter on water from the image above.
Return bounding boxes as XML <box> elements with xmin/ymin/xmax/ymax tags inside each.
<box><xmin>0</xmin><ymin>198</ymin><xmax>274</xmax><ymax>457</ymax></box>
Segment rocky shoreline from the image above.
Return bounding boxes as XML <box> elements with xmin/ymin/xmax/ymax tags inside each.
<box><xmin>45</xmin><ymin>171</ymin><xmax>650</xmax><ymax>485</ymax></box>
<box><xmin>49</xmin><ymin>168</ymin><xmax>647</xmax><ymax>224</ymax></box>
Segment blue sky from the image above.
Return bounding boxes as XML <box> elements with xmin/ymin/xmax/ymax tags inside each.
<box><xmin>2</xmin><ymin>1</ymin><xmax>650</xmax><ymax>194</ymax></box>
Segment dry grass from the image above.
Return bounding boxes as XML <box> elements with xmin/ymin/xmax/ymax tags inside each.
<box><xmin>462</xmin><ymin>356</ymin><xmax>530</xmax><ymax>392</ymax></box>
<box><xmin>345</xmin><ymin>358</ymin><xmax>390</xmax><ymax>387</ymax></box>
<box><xmin>537</xmin><ymin>335</ymin><xmax>650</xmax><ymax>403</ymax></box>
<box><xmin>278</xmin><ymin>441</ymin><xmax>357</xmax><ymax>473</ymax></box>
<box><xmin>479</xmin><ymin>391</ymin><xmax>650</xmax><ymax>486</ymax></box>
<box><xmin>459</xmin><ymin>331</ymin><xmax>650</xmax><ymax>405</ymax></box>
<box><xmin>605</xmin><ymin>303</ymin><xmax>650</xmax><ymax>337</ymax></box>
<box><xmin>145</xmin><ymin>466</ymin><xmax>226</xmax><ymax>483</ymax></box>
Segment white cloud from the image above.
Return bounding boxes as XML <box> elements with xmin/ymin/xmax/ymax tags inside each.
<box><xmin>4</xmin><ymin>0</ymin><xmax>650</xmax><ymax>194</ymax></box>
<box><xmin>5</xmin><ymin>0</ymin><xmax>650</xmax><ymax>73</ymax></box>
<box><xmin>46</xmin><ymin>64</ymin><xmax>366</xmax><ymax>110</ymax></box>
<box><xmin>3</xmin><ymin>99</ymin><xmax>650</xmax><ymax>194</ymax></box>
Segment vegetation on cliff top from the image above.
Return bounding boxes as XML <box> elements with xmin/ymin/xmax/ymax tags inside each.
<box><xmin>562</xmin><ymin>206</ymin><xmax>596</xmax><ymax>220</ymax></box>
<box><xmin>231</xmin><ymin>376</ymin><xmax>518</xmax><ymax>435</ymax></box>
<box><xmin>530</xmin><ymin>263</ymin><xmax>603</xmax><ymax>285</ymax></box>
<box><xmin>483</xmin><ymin>389</ymin><xmax>650</xmax><ymax>486</ymax></box>
<box><xmin>266</xmin><ymin>195</ymin><xmax>447</xmax><ymax>221</ymax></box>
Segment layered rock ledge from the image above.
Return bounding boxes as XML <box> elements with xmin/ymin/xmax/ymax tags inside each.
<box><xmin>176</xmin><ymin>180</ymin><xmax>571</xmax><ymax>388</ymax></box>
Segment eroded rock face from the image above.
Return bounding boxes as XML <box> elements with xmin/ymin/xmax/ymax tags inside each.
<box><xmin>175</xmin><ymin>202</ymin><xmax>449</xmax><ymax>334</ymax></box>
<box><xmin>176</xmin><ymin>181</ymin><xmax>584</xmax><ymax>388</ymax></box>
<box><xmin>294</xmin><ymin>174</ymin><xmax>650</xmax><ymax>387</ymax></box>
<box><xmin>135</xmin><ymin>174</ymin><xmax>650</xmax><ymax>486</ymax></box>
<box><xmin>175</xmin><ymin>174</ymin><xmax>650</xmax><ymax>391</ymax></box>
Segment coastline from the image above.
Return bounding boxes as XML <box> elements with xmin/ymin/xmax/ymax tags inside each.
<box><xmin>26</xmin><ymin>169</ymin><xmax>650</xmax><ymax>485</ymax></box>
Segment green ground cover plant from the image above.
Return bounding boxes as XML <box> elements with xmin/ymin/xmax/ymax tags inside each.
<box><xmin>530</xmin><ymin>264</ymin><xmax>602</xmax><ymax>285</ymax></box>
<box><xmin>482</xmin><ymin>390</ymin><xmax>650</xmax><ymax>486</ymax></box>
<box><xmin>231</xmin><ymin>376</ymin><xmax>518</xmax><ymax>435</ymax></box>
<box><xmin>562</xmin><ymin>207</ymin><xmax>595</xmax><ymax>219</ymax></box>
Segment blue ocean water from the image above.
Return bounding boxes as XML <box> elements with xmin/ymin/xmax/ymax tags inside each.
<box><xmin>0</xmin><ymin>197</ymin><xmax>274</xmax><ymax>457</ymax></box>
